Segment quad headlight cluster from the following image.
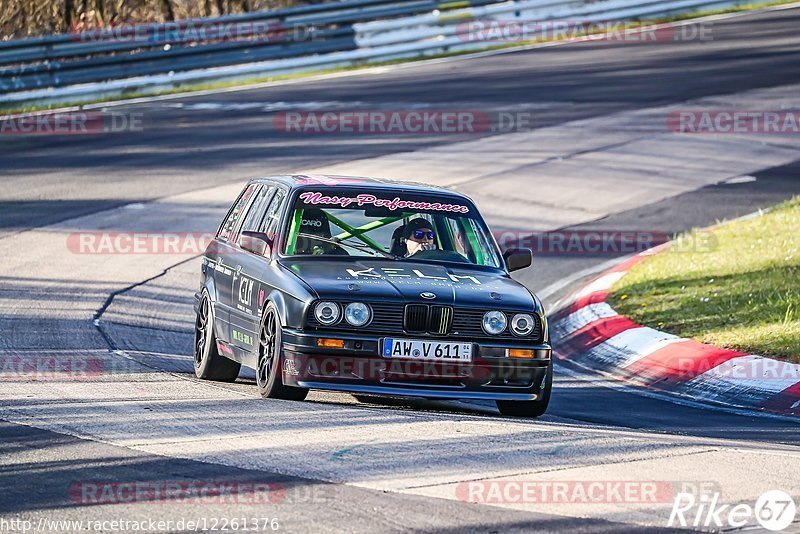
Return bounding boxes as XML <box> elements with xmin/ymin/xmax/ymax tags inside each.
<box><xmin>482</xmin><ymin>311</ymin><xmax>538</xmax><ymax>336</ymax></box>
<box><xmin>314</xmin><ymin>301</ymin><xmax>372</xmax><ymax>327</ymax></box>
<box><xmin>314</xmin><ymin>301</ymin><xmax>537</xmax><ymax>336</ymax></box>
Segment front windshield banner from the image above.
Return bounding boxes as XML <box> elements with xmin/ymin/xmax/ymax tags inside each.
<box><xmin>299</xmin><ymin>191</ymin><xmax>470</xmax><ymax>214</ymax></box>
<box><xmin>284</xmin><ymin>188</ymin><xmax>501</xmax><ymax>268</ymax></box>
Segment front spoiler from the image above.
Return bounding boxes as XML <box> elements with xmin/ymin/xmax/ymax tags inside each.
<box><xmin>281</xmin><ymin>328</ymin><xmax>551</xmax><ymax>400</ymax></box>
<box><xmin>294</xmin><ymin>381</ymin><xmax>540</xmax><ymax>401</ymax></box>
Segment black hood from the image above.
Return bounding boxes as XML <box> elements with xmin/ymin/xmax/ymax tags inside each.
<box><xmin>281</xmin><ymin>258</ymin><xmax>537</xmax><ymax>311</ymax></box>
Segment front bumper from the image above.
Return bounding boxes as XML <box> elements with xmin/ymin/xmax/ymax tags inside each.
<box><xmin>281</xmin><ymin>329</ymin><xmax>551</xmax><ymax>401</ymax></box>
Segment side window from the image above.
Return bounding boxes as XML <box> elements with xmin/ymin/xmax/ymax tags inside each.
<box><xmin>237</xmin><ymin>185</ymin><xmax>275</xmax><ymax>238</ymax></box>
<box><xmin>259</xmin><ymin>189</ymin><xmax>287</xmax><ymax>240</ymax></box>
<box><xmin>444</xmin><ymin>217</ymin><xmax>468</xmax><ymax>257</ymax></box>
<box><xmin>218</xmin><ymin>184</ymin><xmax>257</xmax><ymax>242</ymax></box>
<box><xmin>459</xmin><ymin>217</ymin><xmax>500</xmax><ymax>268</ymax></box>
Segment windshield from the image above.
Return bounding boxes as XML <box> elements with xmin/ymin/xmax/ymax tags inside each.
<box><xmin>282</xmin><ymin>189</ymin><xmax>502</xmax><ymax>268</ymax></box>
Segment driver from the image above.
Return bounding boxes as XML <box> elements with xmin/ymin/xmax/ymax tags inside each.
<box><xmin>403</xmin><ymin>218</ymin><xmax>438</xmax><ymax>257</ymax></box>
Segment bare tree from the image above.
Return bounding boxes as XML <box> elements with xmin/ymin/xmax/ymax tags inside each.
<box><xmin>0</xmin><ymin>0</ymin><xmax>301</xmax><ymax>39</ymax></box>
<box><xmin>161</xmin><ymin>0</ymin><xmax>175</xmax><ymax>21</ymax></box>
<box><xmin>95</xmin><ymin>0</ymin><xmax>105</xmax><ymax>24</ymax></box>
<box><xmin>64</xmin><ymin>0</ymin><xmax>74</xmax><ymax>30</ymax></box>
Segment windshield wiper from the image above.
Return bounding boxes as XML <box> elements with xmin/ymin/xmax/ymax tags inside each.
<box><xmin>296</xmin><ymin>233</ymin><xmax>396</xmax><ymax>258</ymax></box>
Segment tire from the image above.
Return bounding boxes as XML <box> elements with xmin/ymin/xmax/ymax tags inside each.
<box><xmin>496</xmin><ymin>361</ymin><xmax>552</xmax><ymax>418</ymax></box>
<box><xmin>256</xmin><ymin>303</ymin><xmax>309</xmax><ymax>401</ymax></box>
<box><xmin>194</xmin><ymin>292</ymin><xmax>241</xmax><ymax>382</ymax></box>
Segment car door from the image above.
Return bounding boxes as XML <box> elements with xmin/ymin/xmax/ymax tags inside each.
<box><xmin>212</xmin><ymin>183</ymin><xmax>260</xmax><ymax>343</ymax></box>
<box><xmin>228</xmin><ymin>184</ymin><xmax>287</xmax><ymax>356</ymax></box>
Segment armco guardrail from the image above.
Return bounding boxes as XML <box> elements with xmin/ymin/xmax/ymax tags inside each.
<box><xmin>0</xmin><ymin>0</ymin><xmax>748</xmax><ymax>107</ymax></box>
<box><xmin>0</xmin><ymin>0</ymin><xmax>404</xmax><ymax>56</ymax></box>
<box><xmin>0</xmin><ymin>0</ymin><xmax>489</xmax><ymax>89</ymax></box>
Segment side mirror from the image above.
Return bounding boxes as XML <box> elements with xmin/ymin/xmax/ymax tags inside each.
<box><xmin>238</xmin><ymin>231</ymin><xmax>272</xmax><ymax>256</ymax></box>
<box><xmin>503</xmin><ymin>248</ymin><xmax>533</xmax><ymax>272</ymax></box>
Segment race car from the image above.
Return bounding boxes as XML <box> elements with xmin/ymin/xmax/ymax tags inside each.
<box><xmin>193</xmin><ymin>175</ymin><xmax>552</xmax><ymax>417</ymax></box>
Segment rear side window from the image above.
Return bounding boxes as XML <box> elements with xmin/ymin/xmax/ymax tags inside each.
<box><xmin>238</xmin><ymin>185</ymin><xmax>275</xmax><ymax>238</ymax></box>
<box><xmin>218</xmin><ymin>184</ymin><xmax>257</xmax><ymax>242</ymax></box>
<box><xmin>260</xmin><ymin>189</ymin><xmax>287</xmax><ymax>239</ymax></box>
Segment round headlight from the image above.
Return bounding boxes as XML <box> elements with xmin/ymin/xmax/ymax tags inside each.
<box><xmin>511</xmin><ymin>313</ymin><xmax>535</xmax><ymax>336</ymax></box>
<box><xmin>314</xmin><ymin>301</ymin><xmax>340</xmax><ymax>325</ymax></box>
<box><xmin>344</xmin><ymin>302</ymin><xmax>371</xmax><ymax>326</ymax></box>
<box><xmin>482</xmin><ymin>311</ymin><xmax>507</xmax><ymax>335</ymax></box>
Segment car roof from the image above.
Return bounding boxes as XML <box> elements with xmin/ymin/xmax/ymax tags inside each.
<box><xmin>248</xmin><ymin>174</ymin><xmax>469</xmax><ymax>199</ymax></box>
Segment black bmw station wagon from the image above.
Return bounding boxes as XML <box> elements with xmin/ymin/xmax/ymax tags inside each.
<box><xmin>194</xmin><ymin>175</ymin><xmax>552</xmax><ymax>417</ymax></box>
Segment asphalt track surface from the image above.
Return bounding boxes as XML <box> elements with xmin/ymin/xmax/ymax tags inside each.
<box><xmin>2</xmin><ymin>5</ymin><xmax>800</xmax><ymax>532</ymax></box>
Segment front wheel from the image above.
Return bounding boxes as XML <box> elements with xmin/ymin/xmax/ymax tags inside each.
<box><xmin>496</xmin><ymin>361</ymin><xmax>552</xmax><ymax>418</ymax></box>
<box><xmin>256</xmin><ymin>303</ymin><xmax>309</xmax><ymax>401</ymax></box>
<box><xmin>194</xmin><ymin>293</ymin><xmax>241</xmax><ymax>382</ymax></box>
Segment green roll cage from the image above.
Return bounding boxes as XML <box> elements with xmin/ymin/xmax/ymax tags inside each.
<box><xmin>284</xmin><ymin>206</ymin><xmax>488</xmax><ymax>265</ymax></box>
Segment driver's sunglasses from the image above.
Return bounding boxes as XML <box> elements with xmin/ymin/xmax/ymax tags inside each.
<box><xmin>412</xmin><ymin>230</ymin><xmax>435</xmax><ymax>240</ymax></box>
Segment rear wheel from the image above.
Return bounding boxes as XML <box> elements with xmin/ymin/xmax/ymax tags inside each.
<box><xmin>496</xmin><ymin>361</ymin><xmax>552</xmax><ymax>418</ymax></box>
<box><xmin>256</xmin><ymin>303</ymin><xmax>309</xmax><ymax>401</ymax></box>
<box><xmin>194</xmin><ymin>293</ymin><xmax>241</xmax><ymax>382</ymax></box>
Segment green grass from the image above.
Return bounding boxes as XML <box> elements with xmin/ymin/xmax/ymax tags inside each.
<box><xmin>608</xmin><ymin>197</ymin><xmax>800</xmax><ymax>362</ymax></box>
<box><xmin>4</xmin><ymin>0</ymin><xmax>797</xmax><ymax>114</ymax></box>
<box><xmin>656</xmin><ymin>0</ymin><xmax>799</xmax><ymax>22</ymax></box>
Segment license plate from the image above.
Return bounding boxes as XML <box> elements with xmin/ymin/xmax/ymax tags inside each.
<box><xmin>382</xmin><ymin>338</ymin><xmax>472</xmax><ymax>362</ymax></box>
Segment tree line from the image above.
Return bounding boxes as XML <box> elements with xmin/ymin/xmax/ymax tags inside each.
<box><xmin>1</xmin><ymin>0</ymin><xmax>315</xmax><ymax>40</ymax></box>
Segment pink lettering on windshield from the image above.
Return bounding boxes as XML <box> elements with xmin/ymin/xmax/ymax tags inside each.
<box><xmin>298</xmin><ymin>192</ymin><xmax>470</xmax><ymax>214</ymax></box>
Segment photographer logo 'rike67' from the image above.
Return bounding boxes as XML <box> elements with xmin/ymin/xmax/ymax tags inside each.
<box><xmin>669</xmin><ymin>490</ymin><xmax>796</xmax><ymax>531</ymax></box>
